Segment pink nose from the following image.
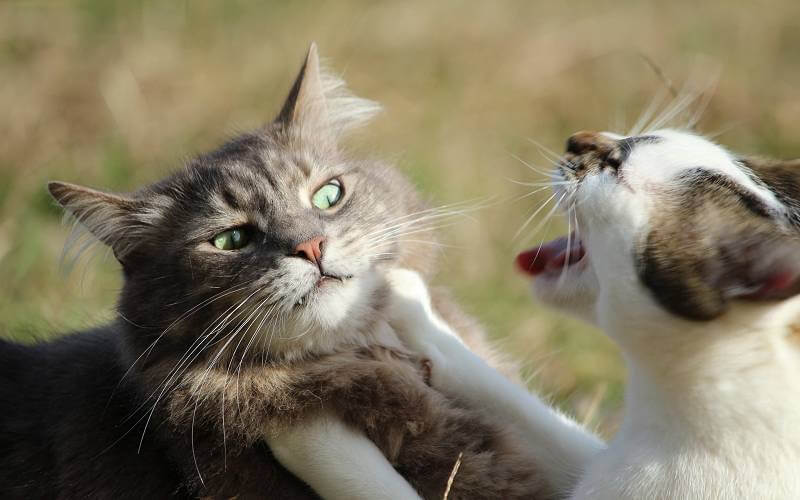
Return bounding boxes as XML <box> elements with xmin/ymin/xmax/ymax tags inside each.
<box><xmin>294</xmin><ymin>236</ymin><xmax>325</xmax><ymax>265</ymax></box>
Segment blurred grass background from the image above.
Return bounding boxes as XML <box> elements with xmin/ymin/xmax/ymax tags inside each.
<box><xmin>2</xmin><ymin>0</ymin><xmax>799</xmax><ymax>436</ymax></box>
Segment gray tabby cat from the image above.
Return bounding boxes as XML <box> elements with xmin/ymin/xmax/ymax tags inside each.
<box><xmin>0</xmin><ymin>45</ymin><xmax>557</xmax><ymax>499</ymax></box>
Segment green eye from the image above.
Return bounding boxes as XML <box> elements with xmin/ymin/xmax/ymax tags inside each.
<box><xmin>212</xmin><ymin>228</ymin><xmax>250</xmax><ymax>250</ymax></box>
<box><xmin>311</xmin><ymin>179</ymin><xmax>343</xmax><ymax>210</ymax></box>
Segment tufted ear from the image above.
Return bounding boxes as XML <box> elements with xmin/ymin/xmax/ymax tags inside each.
<box><xmin>277</xmin><ymin>43</ymin><xmax>328</xmax><ymax>132</ymax></box>
<box><xmin>275</xmin><ymin>43</ymin><xmax>381</xmax><ymax>148</ymax></box>
<box><xmin>48</xmin><ymin>181</ymin><xmax>151</xmax><ymax>262</ymax></box>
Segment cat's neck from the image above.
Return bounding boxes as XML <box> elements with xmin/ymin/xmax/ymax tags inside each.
<box><xmin>618</xmin><ymin>298</ymin><xmax>800</xmax><ymax>440</ymax></box>
<box><xmin>599</xmin><ymin>298</ymin><xmax>800</xmax><ymax>497</ymax></box>
<box><xmin>623</xmin><ymin>333</ymin><xmax>800</xmax><ymax>442</ymax></box>
<box><xmin>574</xmin><ymin>301</ymin><xmax>800</xmax><ymax>498</ymax></box>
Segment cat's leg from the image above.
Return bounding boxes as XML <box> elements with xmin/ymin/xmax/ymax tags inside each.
<box><xmin>266</xmin><ymin>411</ymin><xmax>422</xmax><ymax>500</ymax></box>
<box><xmin>385</xmin><ymin>268</ymin><xmax>605</xmax><ymax>494</ymax></box>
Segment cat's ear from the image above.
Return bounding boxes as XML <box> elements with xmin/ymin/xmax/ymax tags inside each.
<box><xmin>641</xmin><ymin>224</ymin><xmax>800</xmax><ymax>321</ymax></box>
<box><xmin>728</xmin><ymin>157</ymin><xmax>800</xmax><ymax>300</ymax></box>
<box><xmin>277</xmin><ymin>43</ymin><xmax>329</xmax><ymax>133</ymax></box>
<box><xmin>739</xmin><ymin>156</ymin><xmax>800</xmax><ymax>205</ymax></box>
<box><xmin>276</xmin><ymin>43</ymin><xmax>380</xmax><ymax>147</ymax></box>
<box><xmin>48</xmin><ymin>181</ymin><xmax>151</xmax><ymax>261</ymax></box>
<box><xmin>718</xmin><ymin>233</ymin><xmax>800</xmax><ymax>303</ymax></box>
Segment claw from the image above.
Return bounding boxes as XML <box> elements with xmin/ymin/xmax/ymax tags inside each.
<box><xmin>420</xmin><ymin>358</ymin><xmax>433</xmax><ymax>386</ymax></box>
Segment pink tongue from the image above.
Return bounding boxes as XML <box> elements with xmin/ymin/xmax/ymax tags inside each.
<box><xmin>515</xmin><ymin>233</ymin><xmax>585</xmax><ymax>276</ymax></box>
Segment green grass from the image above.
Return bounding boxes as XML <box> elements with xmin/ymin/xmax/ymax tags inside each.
<box><xmin>2</xmin><ymin>0</ymin><xmax>799</xmax><ymax>436</ymax></box>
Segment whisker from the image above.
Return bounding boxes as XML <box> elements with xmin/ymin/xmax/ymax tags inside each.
<box><xmin>515</xmin><ymin>192</ymin><xmax>568</xmax><ymax>253</ymax></box>
<box><xmin>685</xmin><ymin>72</ymin><xmax>720</xmax><ymax>130</ymax></box>
<box><xmin>137</xmin><ymin>287</ymin><xmax>265</xmax><ymax>452</ymax></box>
<box><xmin>505</xmin><ymin>177</ymin><xmax>573</xmax><ymax>188</ymax></box>
<box><xmin>509</xmin><ymin>152</ymin><xmax>554</xmax><ymax>177</ymax></box>
<box><xmin>513</xmin><ymin>192</ymin><xmax>558</xmax><ymax>241</ymax></box>
<box><xmin>508</xmin><ymin>186</ymin><xmax>564</xmax><ymax>204</ymax></box>
<box><xmin>525</xmin><ymin>138</ymin><xmax>564</xmax><ymax>166</ymax></box>
<box><xmin>629</xmin><ymin>87</ymin><xmax>669</xmax><ymax>136</ymax></box>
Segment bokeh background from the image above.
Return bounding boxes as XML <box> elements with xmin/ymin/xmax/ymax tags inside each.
<box><xmin>2</xmin><ymin>0</ymin><xmax>799</xmax><ymax>436</ymax></box>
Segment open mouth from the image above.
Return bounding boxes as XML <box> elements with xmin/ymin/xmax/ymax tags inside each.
<box><xmin>515</xmin><ymin>232</ymin><xmax>585</xmax><ymax>278</ymax></box>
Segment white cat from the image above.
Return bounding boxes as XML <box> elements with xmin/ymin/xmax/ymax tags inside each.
<box><xmin>513</xmin><ymin>128</ymin><xmax>800</xmax><ymax>499</ymax></box>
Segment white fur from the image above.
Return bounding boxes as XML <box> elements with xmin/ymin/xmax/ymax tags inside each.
<box><xmin>385</xmin><ymin>269</ymin><xmax>606</xmax><ymax>495</ymax></box>
<box><xmin>533</xmin><ymin>129</ymin><xmax>800</xmax><ymax>498</ymax></box>
<box><xmin>266</xmin><ymin>412</ymin><xmax>422</xmax><ymax>500</ymax></box>
<box><xmin>623</xmin><ymin>130</ymin><xmax>780</xmax><ymax>210</ymax></box>
<box><xmin>573</xmin><ymin>298</ymin><xmax>800</xmax><ymax>499</ymax></box>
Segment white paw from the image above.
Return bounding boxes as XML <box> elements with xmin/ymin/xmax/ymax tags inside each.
<box><xmin>384</xmin><ymin>268</ymin><xmax>434</xmax><ymax>331</ymax></box>
<box><xmin>384</xmin><ymin>268</ymin><xmax>446</xmax><ymax>362</ymax></box>
<box><xmin>385</xmin><ymin>268</ymin><xmax>432</xmax><ymax>312</ymax></box>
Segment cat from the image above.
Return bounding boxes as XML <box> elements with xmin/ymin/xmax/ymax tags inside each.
<box><xmin>0</xmin><ymin>44</ymin><xmax>556</xmax><ymax>499</ymax></box>
<box><xmin>388</xmin><ymin>127</ymin><xmax>800</xmax><ymax>499</ymax></box>
<box><xmin>516</xmin><ymin>128</ymin><xmax>800</xmax><ymax>498</ymax></box>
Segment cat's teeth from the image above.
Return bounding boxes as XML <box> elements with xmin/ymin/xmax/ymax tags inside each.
<box><xmin>297</xmin><ymin>297</ymin><xmax>304</xmax><ymax>306</ymax></box>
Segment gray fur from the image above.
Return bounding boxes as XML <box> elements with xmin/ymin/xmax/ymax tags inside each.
<box><xmin>2</xmin><ymin>45</ymin><xmax>546</xmax><ymax>499</ymax></box>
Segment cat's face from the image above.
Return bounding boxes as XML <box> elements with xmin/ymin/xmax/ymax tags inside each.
<box><xmin>49</xmin><ymin>46</ymin><xmax>431</xmax><ymax>361</ymax></box>
<box><xmin>519</xmin><ymin>128</ymin><xmax>800</xmax><ymax>338</ymax></box>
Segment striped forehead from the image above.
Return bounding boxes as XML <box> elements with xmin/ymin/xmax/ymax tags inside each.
<box><xmin>205</xmin><ymin>148</ymin><xmax>343</xmax><ymax>219</ymax></box>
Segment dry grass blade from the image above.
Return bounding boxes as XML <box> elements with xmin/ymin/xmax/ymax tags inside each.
<box><xmin>442</xmin><ymin>452</ymin><xmax>463</xmax><ymax>500</ymax></box>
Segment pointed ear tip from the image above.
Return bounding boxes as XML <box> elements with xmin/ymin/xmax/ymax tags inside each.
<box><xmin>306</xmin><ymin>42</ymin><xmax>320</xmax><ymax>65</ymax></box>
<box><xmin>47</xmin><ymin>181</ymin><xmax>100</xmax><ymax>203</ymax></box>
<box><xmin>47</xmin><ymin>182</ymin><xmax>75</xmax><ymax>206</ymax></box>
<box><xmin>47</xmin><ymin>181</ymin><xmax>68</xmax><ymax>196</ymax></box>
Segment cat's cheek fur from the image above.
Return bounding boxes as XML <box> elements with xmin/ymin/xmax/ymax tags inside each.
<box><xmin>531</xmin><ymin>266</ymin><xmax>600</xmax><ymax>325</ymax></box>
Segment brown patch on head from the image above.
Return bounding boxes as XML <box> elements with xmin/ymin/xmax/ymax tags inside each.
<box><xmin>563</xmin><ymin>131</ymin><xmax>619</xmax><ymax>181</ymax></box>
<box><xmin>563</xmin><ymin>132</ymin><xmax>663</xmax><ymax>183</ymax></box>
<box><xmin>566</xmin><ymin>131</ymin><xmax>616</xmax><ymax>157</ymax></box>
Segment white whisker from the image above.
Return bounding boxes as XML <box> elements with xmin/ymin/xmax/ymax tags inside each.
<box><xmin>514</xmin><ymin>192</ymin><xmax>558</xmax><ymax>241</ymax></box>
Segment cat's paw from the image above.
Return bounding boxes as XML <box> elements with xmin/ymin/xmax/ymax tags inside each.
<box><xmin>385</xmin><ymin>268</ymin><xmax>433</xmax><ymax>319</ymax></box>
<box><xmin>384</xmin><ymin>268</ymin><xmax>448</xmax><ymax>372</ymax></box>
<box><xmin>384</xmin><ymin>268</ymin><xmax>437</xmax><ymax>338</ymax></box>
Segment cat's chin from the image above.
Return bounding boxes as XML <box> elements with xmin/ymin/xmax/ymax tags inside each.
<box><xmin>294</xmin><ymin>271</ymin><xmax>381</xmax><ymax>331</ymax></box>
<box><xmin>258</xmin><ymin>273</ymin><xmax>379</xmax><ymax>361</ymax></box>
<box><xmin>292</xmin><ymin>274</ymin><xmax>353</xmax><ymax>308</ymax></box>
